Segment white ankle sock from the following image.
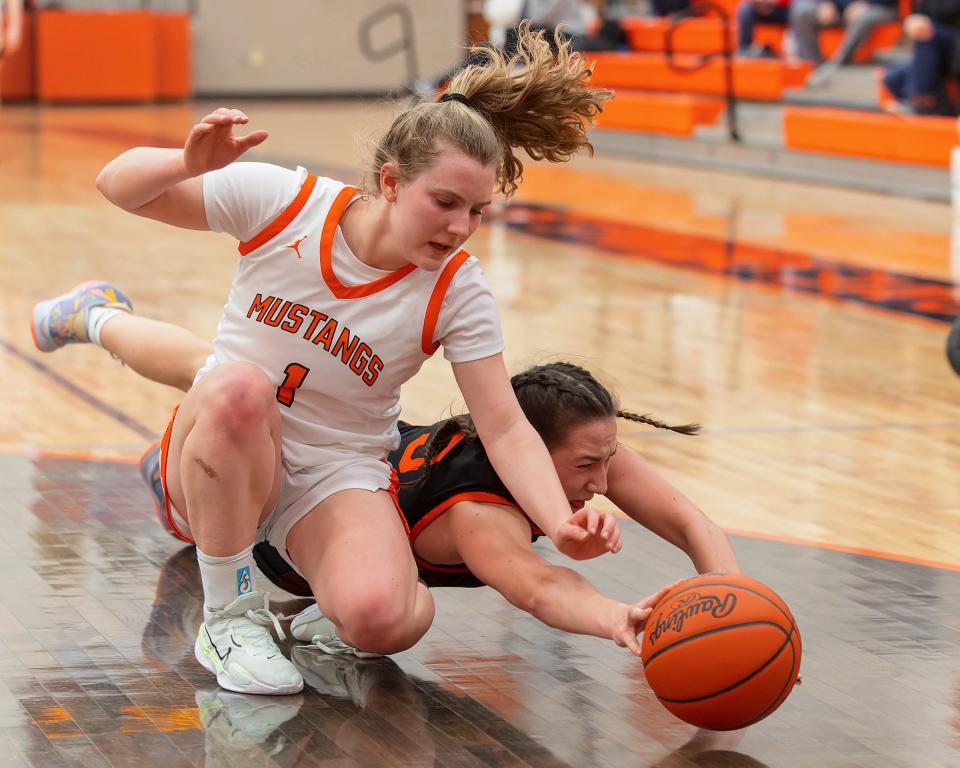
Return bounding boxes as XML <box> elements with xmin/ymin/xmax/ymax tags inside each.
<box><xmin>197</xmin><ymin>544</ymin><xmax>257</xmax><ymax>622</ymax></box>
<box><xmin>86</xmin><ymin>306</ymin><xmax>124</xmax><ymax>347</ymax></box>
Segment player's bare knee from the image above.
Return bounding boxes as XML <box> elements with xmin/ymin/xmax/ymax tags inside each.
<box><xmin>197</xmin><ymin>363</ymin><xmax>277</xmax><ymax>438</ymax></box>
<box><xmin>338</xmin><ymin>592</ymin><xmax>422</xmax><ymax>653</ymax></box>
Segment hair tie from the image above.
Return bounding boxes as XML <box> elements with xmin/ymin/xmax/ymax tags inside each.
<box><xmin>439</xmin><ymin>92</ymin><xmax>483</xmax><ymax>115</ymax></box>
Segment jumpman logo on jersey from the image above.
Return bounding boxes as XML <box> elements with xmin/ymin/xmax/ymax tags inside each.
<box><xmin>284</xmin><ymin>235</ymin><xmax>308</xmax><ymax>259</ymax></box>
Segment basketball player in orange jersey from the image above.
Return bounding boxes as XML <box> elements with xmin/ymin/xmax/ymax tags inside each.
<box><xmin>31</xmin><ymin>24</ymin><xmax>622</xmax><ymax>696</ymax></box>
<box><xmin>30</xmin><ymin>275</ymin><xmax>738</xmax><ymax>656</ymax></box>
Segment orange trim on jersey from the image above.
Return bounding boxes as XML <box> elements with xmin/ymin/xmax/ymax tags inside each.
<box><xmin>414</xmin><ymin>555</ymin><xmax>471</xmax><ymax>575</ymax></box>
<box><xmin>420</xmin><ymin>250</ymin><xmax>471</xmax><ymax>355</ymax></box>
<box><xmin>237</xmin><ymin>173</ymin><xmax>318</xmax><ymax>256</ymax></box>
<box><xmin>408</xmin><ymin>491</ymin><xmax>521</xmax><ymax>544</ymax></box>
<box><xmin>397</xmin><ymin>431</ymin><xmax>465</xmax><ymax>474</ymax></box>
<box><xmin>320</xmin><ymin>186</ymin><xmax>418</xmax><ymax>299</ymax></box>
<box><xmin>159</xmin><ymin>406</ymin><xmax>195</xmax><ymax>544</ymax></box>
<box><xmin>383</xmin><ymin>460</ymin><xmax>410</xmax><ymax>535</ymax></box>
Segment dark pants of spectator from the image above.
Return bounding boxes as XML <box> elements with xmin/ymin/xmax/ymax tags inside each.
<box><xmin>736</xmin><ymin>2</ymin><xmax>790</xmax><ymax>50</ymax></box>
<box><xmin>790</xmin><ymin>0</ymin><xmax>897</xmax><ymax>64</ymax></box>
<box><xmin>883</xmin><ymin>21</ymin><xmax>958</xmax><ymax>113</ymax></box>
<box><xmin>651</xmin><ymin>0</ymin><xmax>693</xmax><ymax>16</ymax></box>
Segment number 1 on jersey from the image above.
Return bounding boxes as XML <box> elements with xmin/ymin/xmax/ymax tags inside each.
<box><xmin>277</xmin><ymin>362</ymin><xmax>310</xmax><ymax>407</ymax></box>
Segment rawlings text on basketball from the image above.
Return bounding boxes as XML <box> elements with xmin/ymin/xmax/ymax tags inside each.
<box><xmin>646</xmin><ymin>592</ymin><xmax>737</xmax><ymax>647</ymax></box>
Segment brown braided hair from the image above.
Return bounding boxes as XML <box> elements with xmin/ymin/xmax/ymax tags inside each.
<box><xmin>411</xmin><ymin>362</ymin><xmax>699</xmax><ymax>486</ymax></box>
<box><xmin>367</xmin><ymin>21</ymin><xmax>612</xmax><ymax>197</ymax></box>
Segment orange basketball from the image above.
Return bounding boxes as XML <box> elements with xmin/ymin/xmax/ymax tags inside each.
<box><xmin>640</xmin><ymin>573</ymin><xmax>801</xmax><ymax>731</ymax></box>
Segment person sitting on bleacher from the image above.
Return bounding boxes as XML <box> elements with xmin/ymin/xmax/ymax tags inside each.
<box><xmin>882</xmin><ymin>0</ymin><xmax>960</xmax><ymax>114</ymax></box>
<box><xmin>505</xmin><ymin>0</ymin><xmax>629</xmax><ymax>53</ymax></box>
<box><xmin>737</xmin><ymin>0</ymin><xmax>792</xmax><ymax>58</ymax></box>
<box><xmin>791</xmin><ymin>0</ymin><xmax>899</xmax><ymax>84</ymax></box>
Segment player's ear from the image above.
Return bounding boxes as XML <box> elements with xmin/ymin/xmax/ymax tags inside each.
<box><xmin>380</xmin><ymin>163</ymin><xmax>400</xmax><ymax>203</ymax></box>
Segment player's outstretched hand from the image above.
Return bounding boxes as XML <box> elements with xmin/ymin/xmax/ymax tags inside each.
<box><xmin>552</xmin><ymin>505</ymin><xmax>622</xmax><ymax>561</ymax></box>
<box><xmin>615</xmin><ymin>582</ymin><xmax>677</xmax><ymax>656</ymax></box>
<box><xmin>183</xmin><ymin>108</ymin><xmax>269</xmax><ymax>177</ymax></box>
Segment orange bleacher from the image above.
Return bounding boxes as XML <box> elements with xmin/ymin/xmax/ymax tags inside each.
<box><xmin>597</xmin><ymin>91</ymin><xmax>726</xmax><ymax>135</ymax></box>
<box><xmin>622</xmin><ymin>17</ymin><xmax>735</xmax><ymax>54</ymax></box>
<box><xmin>37</xmin><ymin>10</ymin><xmax>158</xmax><ymax>102</ymax></box>
<box><xmin>754</xmin><ymin>22</ymin><xmax>901</xmax><ymax>62</ymax></box>
<box><xmin>783</xmin><ymin>107</ymin><xmax>957</xmax><ymax>166</ymax></box>
<box><xmin>3</xmin><ymin>9</ymin><xmax>193</xmax><ymax>103</ymax></box>
<box><xmin>622</xmin><ymin>15</ymin><xmax>901</xmax><ymax>62</ymax></box>
<box><xmin>590</xmin><ymin>51</ymin><xmax>812</xmax><ymax>100</ymax></box>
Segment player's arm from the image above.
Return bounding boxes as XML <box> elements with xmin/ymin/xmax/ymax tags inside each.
<box><xmin>95</xmin><ymin>108</ymin><xmax>267</xmax><ymax>230</ymax></box>
<box><xmin>448</xmin><ymin>500</ymin><xmax>670</xmax><ymax>655</ymax></box>
<box><xmin>453</xmin><ymin>354</ymin><xmax>621</xmax><ymax>560</ymax></box>
<box><xmin>605</xmin><ymin>445</ymin><xmax>739</xmax><ymax>573</ymax></box>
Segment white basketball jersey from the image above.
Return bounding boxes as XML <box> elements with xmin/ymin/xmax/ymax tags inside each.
<box><xmin>197</xmin><ymin>168</ymin><xmax>504</xmax><ymax>469</ymax></box>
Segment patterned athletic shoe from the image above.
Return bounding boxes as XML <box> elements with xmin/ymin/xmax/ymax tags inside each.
<box><xmin>30</xmin><ymin>280</ymin><xmax>133</xmax><ymax>352</ymax></box>
<box><xmin>290</xmin><ymin>603</ymin><xmax>382</xmax><ymax>658</ymax></box>
<box><xmin>195</xmin><ymin>592</ymin><xmax>304</xmax><ymax>696</ymax></box>
<box><xmin>138</xmin><ymin>440</ymin><xmax>176</xmax><ymax>536</ymax></box>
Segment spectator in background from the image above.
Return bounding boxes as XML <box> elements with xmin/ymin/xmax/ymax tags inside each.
<box><xmin>0</xmin><ymin>0</ymin><xmax>25</xmax><ymax>100</ymax></box>
<box><xmin>413</xmin><ymin>1</ymin><xmax>624</xmax><ymax>99</ymax></box>
<box><xmin>791</xmin><ymin>0</ymin><xmax>900</xmax><ymax>85</ymax></box>
<box><xmin>499</xmin><ymin>1</ymin><xmax>628</xmax><ymax>53</ymax></box>
<box><xmin>649</xmin><ymin>0</ymin><xmax>695</xmax><ymax>16</ymax></box>
<box><xmin>882</xmin><ymin>0</ymin><xmax>960</xmax><ymax>114</ymax></box>
<box><xmin>737</xmin><ymin>0</ymin><xmax>792</xmax><ymax>57</ymax></box>
<box><xmin>485</xmin><ymin>0</ymin><xmax>595</xmax><ymax>49</ymax></box>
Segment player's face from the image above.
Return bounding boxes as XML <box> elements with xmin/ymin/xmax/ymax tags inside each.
<box><xmin>548</xmin><ymin>417</ymin><xmax>619</xmax><ymax>512</ymax></box>
<box><xmin>390</xmin><ymin>147</ymin><xmax>496</xmax><ymax>271</ymax></box>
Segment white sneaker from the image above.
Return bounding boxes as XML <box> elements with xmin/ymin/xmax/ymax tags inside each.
<box><xmin>195</xmin><ymin>592</ymin><xmax>304</xmax><ymax>695</ymax></box>
<box><xmin>289</xmin><ymin>603</ymin><xmax>382</xmax><ymax>658</ymax></box>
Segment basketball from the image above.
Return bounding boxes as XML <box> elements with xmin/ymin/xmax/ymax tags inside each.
<box><xmin>640</xmin><ymin>573</ymin><xmax>801</xmax><ymax>731</ymax></box>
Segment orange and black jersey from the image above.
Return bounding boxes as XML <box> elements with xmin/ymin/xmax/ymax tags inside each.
<box><xmin>391</xmin><ymin>420</ymin><xmax>544</xmax><ymax>588</ymax></box>
<box><xmin>252</xmin><ymin>420</ymin><xmax>544</xmax><ymax>593</ymax></box>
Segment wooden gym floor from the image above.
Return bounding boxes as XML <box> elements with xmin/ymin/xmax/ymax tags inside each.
<box><xmin>0</xmin><ymin>100</ymin><xmax>958</xmax><ymax>767</ymax></box>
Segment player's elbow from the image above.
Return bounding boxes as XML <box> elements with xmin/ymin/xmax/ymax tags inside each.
<box><xmin>95</xmin><ymin>165</ymin><xmax>126</xmax><ymax>209</ymax></box>
<box><xmin>94</xmin><ymin>167</ymin><xmax>111</xmax><ymax>200</ymax></box>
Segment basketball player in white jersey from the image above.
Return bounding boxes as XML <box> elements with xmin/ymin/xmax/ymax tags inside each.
<box><xmin>30</xmin><ymin>285</ymin><xmax>738</xmax><ymax>659</ymax></box>
<box><xmin>32</xmin><ymin>23</ymin><xmax>620</xmax><ymax>696</ymax></box>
